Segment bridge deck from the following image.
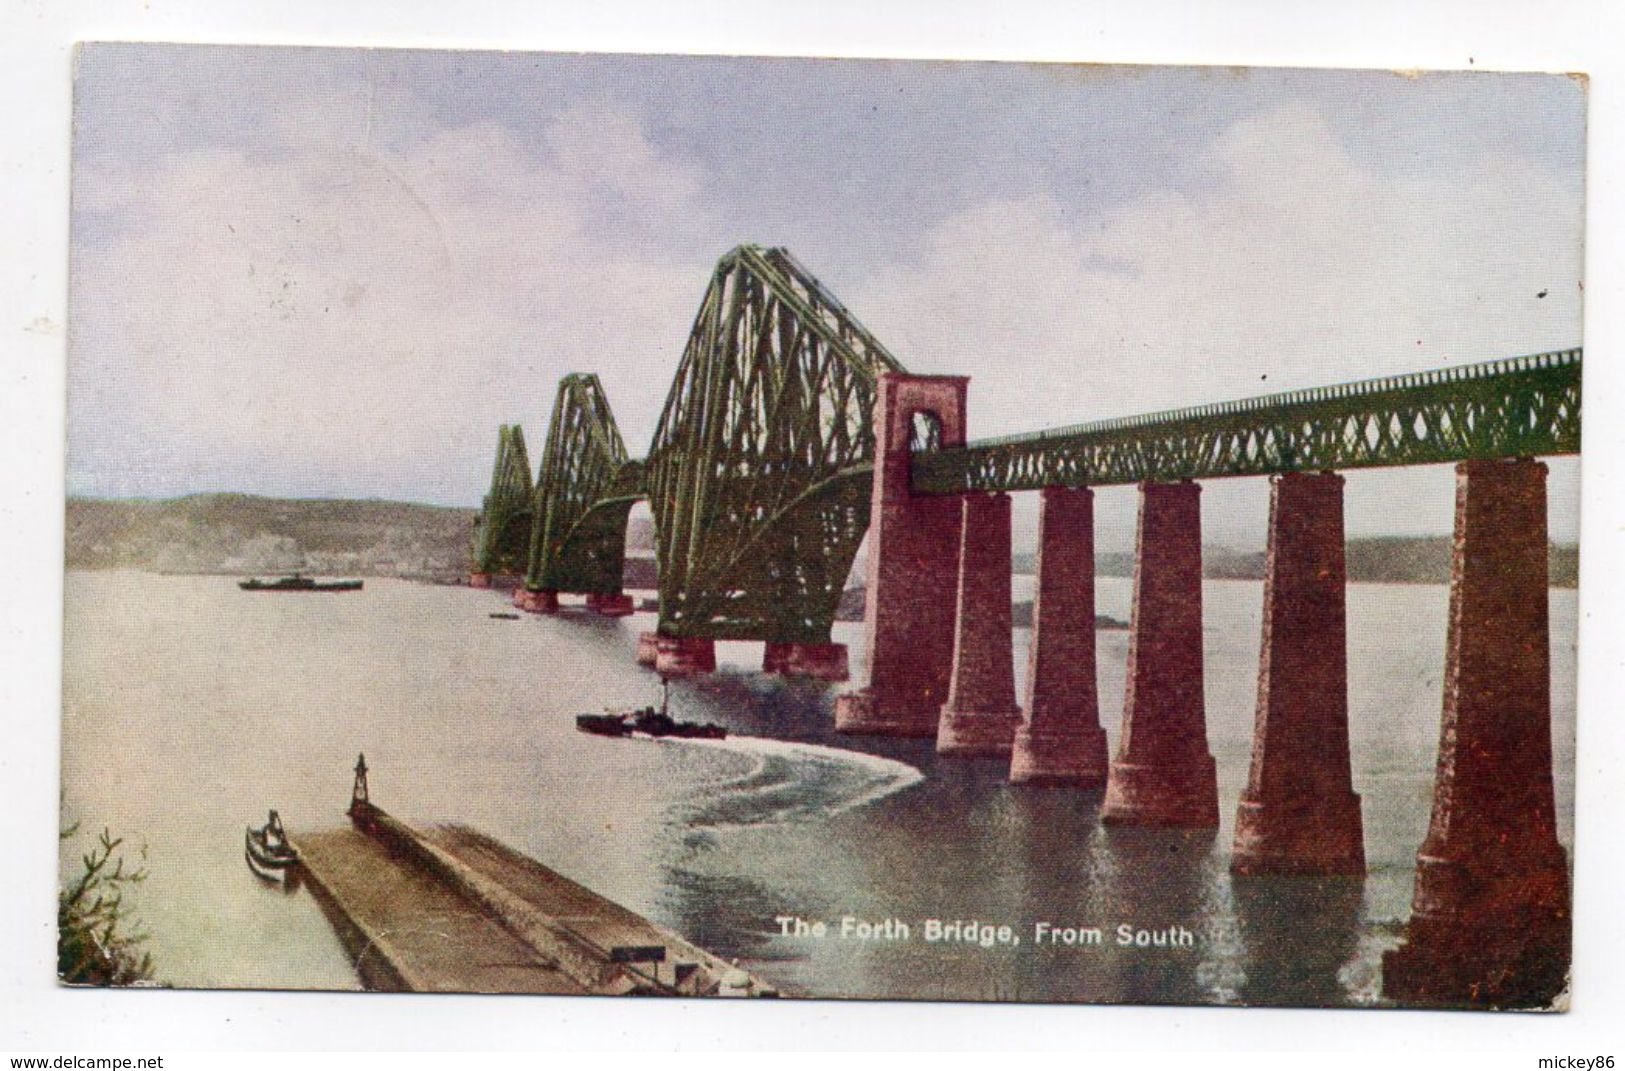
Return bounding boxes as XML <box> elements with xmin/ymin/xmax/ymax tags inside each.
<box><xmin>911</xmin><ymin>349</ymin><xmax>1581</xmax><ymax>494</ymax></box>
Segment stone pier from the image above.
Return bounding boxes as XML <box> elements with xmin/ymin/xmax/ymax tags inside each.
<box><xmin>937</xmin><ymin>492</ymin><xmax>1022</xmax><ymax>757</ymax></box>
<box><xmin>763</xmin><ymin>642</ymin><xmax>850</xmax><ymax>681</ymax></box>
<box><xmin>836</xmin><ymin>374</ymin><xmax>968</xmax><ymax>736</ymax></box>
<box><xmin>1383</xmin><ymin>458</ymin><xmax>1570</xmax><ymax>1008</ymax></box>
<box><xmin>469</xmin><ymin>572</ymin><xmax>493</xmax><ymax>589</ymax></box>
<box><xmin>635</xmin><ymin>632</ymin><xmax>660</xmax><ymax>667</ymax></box>
<box><xmin>762</xmin><ymin>642</ymin><xmax>791</xmax><ymax>674</ymax></box>
<box><xmin>1232</xmin><ymin>472</ymin><xmax>1364</xmax><ymax>875</ymax></box>
<box><xmin>655</xmin><ymin>635</ymin><xmax>716</xmax><ymax>676</ymax></box>
<box><xmin>1011</xmin><ymin>486</ymin><xmax>1109</xmax><ymax>786</ymax></box>
<box><xmin>585</xmin><ymin>592</ymin><xmax>635</xmax><ymax>617</ymax></box>
<box><xmin>514</xmin><ymin>588</ymin><xmax>560</xmax><ymax>614</ymax></box>
<box><xmin>1102</xmin><ymin>481</ymin><xmax>1218</xmax><ymax>827</ymax></box>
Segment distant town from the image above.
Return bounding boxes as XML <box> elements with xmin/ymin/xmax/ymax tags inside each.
<box><xmin>66</xmin><ymin>492</ymin><xmax>1580</xmax><ymax>590</ymax></box>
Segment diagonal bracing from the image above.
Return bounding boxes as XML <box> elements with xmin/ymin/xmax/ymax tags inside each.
<box><xmin>525</xmin><ymin>374</ymin><xmax>646</xmax><ymax>595</ymax></box>
<box><xmin>644</xmin><ymin>245</ymin><xmax>905</xmax><ymax>642</ymax></box>
<box><xmin>471</xmin><ymin>424</ymin><xmax>534</xmax><ymax>575</ymax></box>
<box><xmin>912</xmin><ymin>349</ymin><xmax>1581</xmax><ymax>494</ymax></box>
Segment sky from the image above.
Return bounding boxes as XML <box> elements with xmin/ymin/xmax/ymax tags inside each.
<box><xmin>66</xmin><ymin>45</ymin><xmax>1586</xmax><ymax>547</ymax></box>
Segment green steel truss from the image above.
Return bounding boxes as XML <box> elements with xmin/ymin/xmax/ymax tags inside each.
<box><xmin>645</xmin><ymin>245</ymin><xmax>905</xmax><ymax>642</ymax></box>
<box><xmin>912</xmin><ymin>348</ymin><xmax>1581</xmax><ymax>494</ymax></box>
<box><xmin>482</xmin><ymin>243</ymin><xmax>1580</xmax><ymax>640</ymax></box>
<box><xmin>526</xmin><ymin>374</ymin><xmax>646</xmax><ymax>594</ymax></box>
<box><xmin>471</xmin><ymin>424</ymin><xmax>534</xmax><ymax>574</ymax></box>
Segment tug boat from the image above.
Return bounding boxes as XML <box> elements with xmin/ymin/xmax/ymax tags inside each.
<box><xmin>239</xmin><ymin>574</ymin><xmax>364</xmax><ymax>592</ymax></box>
<box><xmin>574</xmin><ymin>709</ymin><xmax>728</xmax><ymax>740</ymax></box>
<box><xmin>244</xmin><ymin>809</ymin><xmax>300</xmax><ymax>880</ymax></box>
<box><xmin>575</xmin><ymin>678</ymin><xmax>727</xmax><ymax>740</ymax></box>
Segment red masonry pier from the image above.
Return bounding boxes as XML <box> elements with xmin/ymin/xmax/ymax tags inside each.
<box><xmin>937</xmin><ymin>492</ymin><xmax>1022</xmax><ymax>757</ymax></box>
<box><xmin>636</xmin><ymin>632</ymin><xmax>660</xmax><ymax>667</ymax></box>
<box><xmin>763</xmin><ymin>642</ymin><xmax>850</xmax><ymax>681</ymax></box>
<box><xmin>762</xmin><ymin>642</ymin><xmax>791</xmax><ymax>674</ymax></box>
<box><xmin>469</xmin><ymin>572</ymin><xmax>493</xmax><ymax>589</ymax></box>
<box><xmin>1232</xmin><ymin>472</ymin><xmax>1364</xmax><ymax>875</ymax></box>
<box><xmin>585</xmin><ymin>592</ymin><xmax>636</xmax><ymax>617</ymax></box>
<box><xmin>513</xmin><ymin>588</ymin><xmax>560</xmax><ymax>614</ymax></box>
<box><xmin>836</xmin><ymin>374</ymin><xmax>968</xmax><ymax>736</ymax></box>
<box><xmin>1383</xmin><ymin>458</ymin><xmax>1570</xmax><ymax>1008</ymax></box>
<box><xmin>655</xmin><ymin>635</ymin><xmax>717</xmax><ymax>676</ymax></box>
<box><xmin>1010</xmin><ymin>486</ymin><xmax>1109</xmax><ymax>785</ymax></box>
<box><xmin>1101</xmin><ymin>480</ymin><xmax>1219</xmax><ymax>827</ymax></box>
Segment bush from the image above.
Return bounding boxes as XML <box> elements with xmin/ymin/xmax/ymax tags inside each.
<box><xmin>58</xmin><ymin>822</ymin><xmax>155</xmax><ymax>986</ymax></box>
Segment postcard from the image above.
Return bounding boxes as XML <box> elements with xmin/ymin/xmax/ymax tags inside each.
<box><xmin>61</xmin><ymin>43</ymin><xmax>1583</xmax><ymax>1010</ymax></box>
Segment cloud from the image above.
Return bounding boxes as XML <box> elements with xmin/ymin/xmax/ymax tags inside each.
<box><xmin>857</xmin><ymin>101</ymin><xmax>1582</xmax><ymax>429</ymax></box>
<box><xmin>849</xmin><ymin>101</ymin><xmax>1583</xmax><ymax>543</ymax></box>
<box><xmin>67</xmin><ymin>80</ymin><xmax>1583</xmax><ymax>545</ymax></box>
<box><xmin>68</xmin><ymin>110</ymin><xmax>718</xmax><ymax>504</ymax></box>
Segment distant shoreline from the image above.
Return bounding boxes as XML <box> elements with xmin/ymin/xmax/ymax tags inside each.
<box><xmin>65</xmin><ymin>493</ymin><xmax>1578</xmax><ymax>589</ymax></box>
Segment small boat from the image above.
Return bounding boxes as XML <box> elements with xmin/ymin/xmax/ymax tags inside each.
<box><xmin>573</xmin><ymin>709</ymin><xmax>728</xmax><ymax>740</ymax></box>
<box><xmin>489</xmin><ymin>612</ymin><xmax>521</xmax><ymax>620</ymax></box>
<box><xmin>576</xmin><ymin>713</ymin><xmax>634</xmax><ymax>737</ymax></box>
<box><xmin>244</xmin><ymin>809</ymin><xmax>300</xmax><ymax>880</ymax></box>
<box><xmin>575</xmin><ymin>677</ymin><xmax>727</xmax><ymax>741</ymax></box>
<box><xmin>240</xmin><ymin>574</ymin><xmax>364</xmax><ymax>592</ymax></box>
<box><xmin>630</xmin><ymin>708</ymin><xmax>727</xmax><ymax>739</ymax></box>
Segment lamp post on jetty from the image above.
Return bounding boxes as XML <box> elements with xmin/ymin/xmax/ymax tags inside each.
<box><xmin>348</xmin><ymin>753</ymin><xmax>370</xmax><ymax>822</ymax></box>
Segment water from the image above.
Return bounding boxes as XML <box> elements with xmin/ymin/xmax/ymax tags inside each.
<box><xmin>59</xmin><ymin>572</ymin><xmax>1577</xmax><ymax>1004</ymax></box>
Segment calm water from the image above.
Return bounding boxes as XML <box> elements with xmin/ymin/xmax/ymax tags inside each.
<box><xmin>59</xmin><ymin>571</ymin><xmax>1576</xmax><ymax>1005</ymax></box>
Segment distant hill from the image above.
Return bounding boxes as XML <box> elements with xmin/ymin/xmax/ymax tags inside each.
<box><xmin>67</xmin><ymin>494</ymin><xmax>1577</xmax><ymax>589</ymax></box>
<box><xmin>66</xmin><ymin>494</ymin><xmax>476</xmax><ymax>578</ymax></box>
<box><xmin>1015</xmin><ymin>537</ymin><xmax>1576</xmax><ymax>588</ymax></box>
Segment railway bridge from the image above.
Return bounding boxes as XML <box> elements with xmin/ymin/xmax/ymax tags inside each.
<box><xmin>471</xmin><ymin>244</ymin><xmax>1580</xmax><ymax>1007</ymax></box>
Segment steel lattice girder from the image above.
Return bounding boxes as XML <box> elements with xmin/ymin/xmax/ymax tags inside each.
<box><xmin>645</xmin><ymin>245</ymin><xmax>905</xmax><ymax>642</ymax></box>
<box><xmin>912</xmin><ymin>349</ymin><xmax>1581</xmax><ymax>494</ymax></box>
<box><xmin>471</xmin><ymin>424</ymin><xmax>535</xmax><ymax>574</ymax></box>
<box><xmin>524</xmin><ymin>374</ymin><xmax>647</xmax><ymax>594</ymax></box>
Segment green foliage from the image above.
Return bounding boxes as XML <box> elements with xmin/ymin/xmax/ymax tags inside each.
<box><xmin>58</xmin><ymin>821</ymin><xmax>156</xmax><ymax>986</ymax></box>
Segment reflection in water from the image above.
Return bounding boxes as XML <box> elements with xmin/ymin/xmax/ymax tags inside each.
<box><xmin>59</xmin><ymin>574</ymin><xmax>1578</xmax><ymax>1005</ymax></box>
<box><xmin>1231</xmin><ymin>875</ymin><xmax>1364</xmax><ymax>1007</ymax></box>
<box><xmin>657</xmin><ymin>867</ymin><xmax>803</xmax><ymax>964</ymax></box>
<box><xmin>1000</xmin><ymin>785</ymin><xmax>1108</xmax><ymax>1003</ymax></box>
<box><xmin>1096</xmin><ymin>826</ymin><xmax>1221</xmax><ymax>1005</ymax></box>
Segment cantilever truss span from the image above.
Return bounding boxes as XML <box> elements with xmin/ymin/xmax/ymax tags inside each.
<box><xmin>645</xmin><ymin>245</ymin><xmax>905</xmax><ymax>642</ymax></box>
<box><xmin>526</xmin><ymin>374</ymin><xmax>646</xmax><ymax>595</ymax></box>
<box><xmin>481</xmin><ymin>243</ymin><xmax>1580</xmax><ymax>647</ymax></box>
<box><xmin>911</xmin><ymin>349</ymin><xmax>1581</xmax><ymax>494</ymax></box>
<box><xmin>471</xmin><ymin>424</ymin><xmax>534</xmax><ymax>575</ymax></box>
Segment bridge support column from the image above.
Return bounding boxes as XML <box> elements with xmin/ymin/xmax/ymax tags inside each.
<box><xmin>1383</xmin><ymin>458</ymin><xmax>1569</xmax><ymax>1008</ymax></box>
<box><xmin>1102</xmin><ymin>481</ymin><xmax>1218</xmax><ymax>827</ymax></box>
<box><xmin>764</xmin><ymin>642</ymin><xmax>850</xmax><ymax>681</ymax></box>
<box><xmin>514</xmin><ymin>588</ymin><xmax>559</xmax><ymax>614</ymax></box>
<box><xmin>655</xmin><ymin>635</ymin><xmax>716</xmax><ymax>676</ymax></box>
<box><xmin>1011</xmin><ymin>486</ymin><xmax>1109</xmax><ymax>786</ymax></box>
<box><xmin>937</xmin><ymin>492</ymin><xmax>1022</xmax><ymax>757</ymax></box>
<box><xmin>836</xmin><ymin>374</ymin><xmax>968</xmax><ymax>736</ymax></box>
<box><xmin>1232</xmin><ymin>472</ymin><xmax>1364</xmax><ymax>875</ymax></box>
<box><xmin>585</xmin><ymin>592</ymin><xmax>635</xmax><ymax>617</ymax></box>
<box><xmin>469</xmin><ymin>572</ymin><xmax>493</xmax><ymax>589</ymax></box>
<box><xmin>636</xmin><ymin>632</ymin><xmax>659</xmax><ymax>667</ymax></box>
<box><xmin>763</xmin><ymin>642</ymin><xmax>789</xmax><ymax>674</ymax></box>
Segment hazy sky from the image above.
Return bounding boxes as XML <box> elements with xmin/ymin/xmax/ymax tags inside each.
<box><xmin>67</xmin><ymin>45</ymin><xmax>1585</xmax><ymax>547</ymax></box>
